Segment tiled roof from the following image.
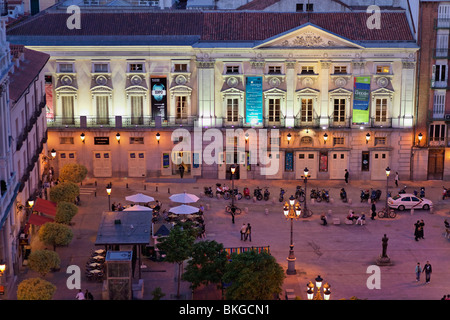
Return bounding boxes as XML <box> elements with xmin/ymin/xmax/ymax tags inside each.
<box><xmin>9</xmin><ymin>45</ymin><xmax>50</xmax><ymax>104</ymax></box>
<box><xmin>6</xmin><ymin>11</ymin><xmax>414</xmax><ymax>42</ymax></box>
<box><xmin>237</xmin><ymin>0</ymin><xmax>280</xmax><ymax>10</ymax></box>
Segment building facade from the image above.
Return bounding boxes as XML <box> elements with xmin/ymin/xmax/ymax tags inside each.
<box><xmin>7</xmin><ymin>10</ymin><xmax>418</xmax><ymax>182</ymax></box>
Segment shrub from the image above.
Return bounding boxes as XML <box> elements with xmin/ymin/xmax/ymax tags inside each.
<box><xmin>49</xmin><ymin>181</ymin><xmax>80</xmax><ymax>203</ymax></box>
<box><xmin>28</xmin><ymin>250</ymin><xmax>60</xmax><ymax>277</ymax></box>
<box><xmin>58</xmin><ymin>163</ymin><xmax>87</xmax><ymax>183</ymax></box>
<box><xmin>17</xmin><ymin>278</ymin><xmax>56</xmax><ymax>300</ymax></box>
<box><xmin>55</xmin><ymin>201</ymin><xmax>78</xmax><ymax>224</ymax></box>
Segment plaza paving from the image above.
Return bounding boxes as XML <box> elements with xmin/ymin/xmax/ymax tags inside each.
<box><xmin>7</xmin><ymin>176</ymin><xmax>450</xmax><ymax>301</ymax></box>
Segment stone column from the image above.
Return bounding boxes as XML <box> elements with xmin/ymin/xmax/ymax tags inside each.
<box><xmin>196</xmin><ymin>59</ymin><xmax>215</xmax><ymax>127</ymax></box>
<box><xmin>319</xmin><ymin>61</ymin><xmax>331</xmax><ymax>127</ymax></box>
<box><xmin>285</xmin><ymin>60</ymin><xmax>296</xmax><ymax>127</ymax></box>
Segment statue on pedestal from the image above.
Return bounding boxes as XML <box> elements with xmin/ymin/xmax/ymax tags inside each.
<box><xmin>376</xmin><ymin>234</ymin><xmax>392</xmax><ymax>266</ymax></box>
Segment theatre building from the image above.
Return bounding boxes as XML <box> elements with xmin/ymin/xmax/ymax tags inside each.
<box><xmin>6</xmin><ymin>9</ymin><xmax>418</xmax><ymax>181</ymax></box>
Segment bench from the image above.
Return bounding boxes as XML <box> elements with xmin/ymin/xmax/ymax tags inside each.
<box><xmin>333</xmin><ymin>218</ymin><xmax>341</xmax><ymax>225</ymax></box>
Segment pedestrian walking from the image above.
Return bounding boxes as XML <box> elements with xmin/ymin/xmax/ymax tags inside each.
<box><xmin>344</xmin><ymin>169</ymin><xmax>349</xmax><ymax>184</ymax></box>
<box><xmin>415</xmin><ymin>262</ymin><xmax>422</xmax><ymax>282</ymax></box>
<box><xmin>230</xmin><ymin>206</ymin><xmax>235</xmax><ymax>224</ymax></box>
<box><xmin>422</xmin><ymin>261</ymin><xmax>432</xmax><ymax>284</ymax></box>
<box><xmin>85</xmin><ymin>289</ymin><xmax>94</xmax><ymax>300</ymax></box>
<box><xmin>75</xmin><ymin>289</ymin><xmax>85</xmax><ymax>300</ymax></box>
<box><xmin>371</xmin><ymin>201</ymin><xmax>376</xmax><ymax>220</ymax></box>
<box><xmin>179</xmin><ymin>164</ymin><xmax>185</xmax><ymax>179</ymax></box>
<box><xmin>419</xmin><ymin>220</ymin><xmax>425</xmax><ymax>239</ymax></box>
<box><xmin>111</xmin><ymin>202</ymin><xmax>117</xmax><ymax>211</ymax></box>
<box><xmin>244</xmin><ymin>223</ymin><xmax>252</xmax><ymax>241</ymax></box>
<box><xmin>414</xmin><ymin>220</ymin><xmax>421</xmax><ymax>241</ymax></box>
<box><xmin>240</xmin><ymin>223</ymin><xmax>247</xmax><ymax>240</ymax></box>
<box><xmin>394</xmin><ymin>172</ymin><xmax>399</xmax><ymax>187</ymax></box>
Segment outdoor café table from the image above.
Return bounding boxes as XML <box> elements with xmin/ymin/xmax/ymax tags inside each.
<box><xmin>89</xmin><ymin>269</ymin><xmax>102</xmax><ymax>274</ymax></box>
<box><xmin>89</xmin><ymin>263</ymin><xmax>101</xmax><ymax>268</ymax></box>
<box><xmin>92</xmin><ymin>255</ymin><xmax>105</xmax><ymax>261</ymax></box>
<box><xmin>94</xmin><ymin>249</ymin><xmax>105</xmax><ymax>255</ymax></box>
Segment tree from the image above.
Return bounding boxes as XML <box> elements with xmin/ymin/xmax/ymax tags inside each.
<box><xmin>151</xmin><ymin>287</ymin><xmax>166</xmax><ymax>300</ymax></box>
<box><xmin>17</xmin><ymin>277</ymin><xmax>56</xmax><ymax>300</ymax></box>
<box><xmin>49</xmin><ymin>181</ymin><xmax>80</xmax><ymax>203</ymax></box>
<box><xmin>58</xmin><ymin>163</ymin><xmax>87</xmax><ymax>183</ymax></box>
<box><xmin>55</xmin><ymin>201</ymin><xmax>78</xmax><ymax>224</ymax></box>
<box><xmin>157</xmin><ymin>224</ymin><xmax>196</xmax><ymax>298</ymax></box>
<box><xmin>38</xmin><ymin>222</ymin><xmax>73</xmax><ymax>251</ymax></box>
<box><xmin>222</xmin><ymin>250</ymin><xmax>285</xmax><ymax>300</ymax></box>
<box><xmin>182</xmin><ymin>240</ymin><xmax>227</xmax><ymax>292</ymax></box>
<box><xmin>28</xmin><ymin>250</ymin><xmax>60</xmax><ymax>277</ymax></box>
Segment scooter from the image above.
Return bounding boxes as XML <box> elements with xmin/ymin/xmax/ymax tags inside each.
<box><xmin>340</xmin><ymin>188</ymin><xmax>348</xmax><ymax>203</ymax></box>
<box><xmin>263</xmin><ymin>188</ymin><xmax>270</xmax><ymax>201</ymax></box>
<box><xmin>370</xmin><ymin>189</ymin><xmax>382</xmax><ymax>202</ymax></box>
<box><xmin>320</xmin><ymin>189</ymin><xmax>330</xmax><ymax>203</ymax></box>
<box><xmin>204</xmin><ymin>186</ymin><xmax>214</xmax><ymax>198</ymax></box>
<box><xmin>295</xmin><ymin>186</ymin><xmax>306</xmax><ymax>202</ymax></box>
<box><xmin>230</xmin><ymin>188</ymin><xmax>243</xmax><ymax>200</ymax></box>
<box><xmin>279</xmin><ymin>188</ymin><xmax>286</xmax><ymax>202</ymax></box>
<box><xmin>311</xmin><ymin>188</ymin><xmax>321</xmax><ymax>202</ymax></box>
<box><xmin>254</xmin><ymin>187</ymin><xmax>263</xmax><ymax>201</ymax></box>
<box><xmin>216</xmin><ymin>183</ymin><xmax>229</xmax><ymax>198</ymax></box>
<box><xmin>360</xmin><ymin>189</ymin><xmax>370</xmax><ymax>202</ymax></box>
<box><xmin>243</xmin><ymin>187</ymin><xmax>251</xmax><ymax>200</ymax></box>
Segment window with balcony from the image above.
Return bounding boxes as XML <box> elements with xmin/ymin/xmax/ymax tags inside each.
<box><xmin>433</xmin><ymin>91</ymin><xmax>446</xmax><ymax>119</ymax></box>
<box><xmin>375</xmin><ymin>98</ymin><xmax>388</xmax><ymax>123</ymax></box>
<box><xmin>268</xmin><ymin>98</ymin><xmax>281</xmax><ymax>122</ymax></box>
<box><xmin>131</xmin><ymin>95</ymin><xmax>144</xmax><ymax>125</ymax></box>
<box><xmin>61</xmin><ymin>95</ymin><xmax>74</xmax><ymax>125</ymax></box>
<box><xmin>300</xmin><ymin>98</ymin><xmax>313</xmax><ymax>123</ymax></box>
<box><xmin>333</xmin><ymin>98</ymin><xmax>346</xmax><ymax>124</ymax></box>
<box><xmin>96</xmin><ymin>95</ymin><xmax>110</xmax><ymax>125</ymax></box>
<box><xmin>176</xmin><ymin>96</ymin><xmax>187</xmax><ymax>120</ymax></box>
<box><xmin>227</xmin><ymin>98</ymin><xmax>239</xmax><ymax>122</ymax></box>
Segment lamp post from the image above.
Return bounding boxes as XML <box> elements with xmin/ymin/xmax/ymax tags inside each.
<box><xmin>385</xmin><ymin>167</ymin><xmax>390</xmax><ymax>212</ymax></box>
<box><xmin>287</xmin><ymin>133</ymin><xmax>292</xmax><ymax>145</ymax></box>
<box><xmin>418</xmin><ymin>133</ymin><xmax>423</xmax><ymax>146</ymax></box>
<box><xmin>283</xmin><ymin>195</ymin><xmax>301</xmax><ymax>275</ymax></box>
<box><xmin>106</xmin><ymin>184</ymin><xmax>112</xmax><ymax>210</ymax></box>
<box><xmin>116</xmin><ymin>133</ymin><xmax>121</xmax><ymax>144</ymax></box>
<box><xmin>50</xmin><ymin>149</ymin><xmax>56</xmax><ymax>159</ymax></box>
<box><xmin>323</xmin><ymin>133</ymin><xmax>328</xmax><ymax>144</ymax></box>
<box><xmin>302</xmin><ymin>167</ymin><xmax>309</xmax><ymax>217</ymax></box>
<box><xmin>156</xmin><ymin>132</ymin><xmax>161</xmax><ymax>144</ymax></box>
<box><xmin>80</xmin><ymin>132</ymin><xmax>86</xmax><ymax>143</ymax></box>
<box><xmin>366</xmin><ymin>133</ymin><xmax>371</xmax><ymax>144</ymax></box>
<box><xmin>230</xmin><ymin>164</ymin><xmax>236</xmax><ymax>208</ymax></box>
<box><xmin>306</xmin><ymin>275</ymin><xmax>331</xmax><ymax>300</ymax></box>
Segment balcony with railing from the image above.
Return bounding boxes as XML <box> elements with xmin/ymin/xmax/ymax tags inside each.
<box><xmin>294</xmin><ymin>112</ymin><xmax>321</xmax><ymax>128</ymax></box>
<box><xmin>434</xmin><ymin>48</ymin><xmax>450</xmax><ymax>59</ymax></box>
<box><xmin>435</xmin><ymin>18</ymin><xmax>450</xmax><ymax>29</ymax></box>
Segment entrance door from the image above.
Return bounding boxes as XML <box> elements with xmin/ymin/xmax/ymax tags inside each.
<box><xmin>171</xmin><ymin>151</ymin><xmax>191</xmax><ymax>176</ymax></box>
<box><xmin>128</xmin><ymin>152</ymin><xmax>146</xmax><ymax>177</ymax></box>
<box><xmin>295</xmin><ymin>151</ymin><xmax>317</xmax><ymax>179</ymax></box>
<box><xmin>428</xmin><ymin>148</ymin><xmax>444</xmax><ymax>180</ymax></box>
<box><xmin>371</xmin><ymin>151</ymin><xmax>390</xmax><ymax>180</ymax></box>
<box><xmin>93</xmin><ymin>151</ymin><xmax>112</xmax><ymax>177</ymax></box>
<box><xmin>329</xmin><ymin>151</ymin><xmax>348</xmax><ymax>179</ymax></box>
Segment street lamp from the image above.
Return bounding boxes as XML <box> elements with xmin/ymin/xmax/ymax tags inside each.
<box><xmin>306</xmin><ymin>275</ymin><xmax>331</xmax><ymax>300</ymax></box>
<box><xmin>418</xmin><ymin>133</ymin><xmax>423</xmax><ymax>146</ymax></box>
<box><xmin>0</xmin><ymin>260</ymin><xmax>5</xmax><ymax>298</ymax></box>
<box><xmin>287</xmin><ymin>133</ymin><xmax>292</xmax><ymax>145</ymax></box>
<box><xmin>80</xmin><ymin>133</ymin><xmax>86</xmax><ymax>143</ymax></box>
<box><xmin>302</xmin><ymin>167</ymin><xmax>310</xmax><ymax>217</ymax></box>
<box><xmin>50</xmin><ymin>149</ymin><xmax>57</xmax><ymax>158</ymax></box>
<box><xmin>283</xmin><ymin>195</ymin><xmax>301</xmax><ymax>275</ymax></box>
<box><xmin>231</xmin><ymin>164</ymin><xmax>236</xmax><ymax>208</ymax></box>
<box><xmin>106</xmin><ymin>184</ymin><xmax>112</xmax><ymax>210</ymax></box>
<box><xmin>366</xmin><ymin>133</ymin><xmax>371</xmax><ymax>144</ymax></box>
<box><xmin>156</xmin><ymin>132</ymin><xmax>161</xmax><ymax>144</ymax></box>
<box><xmin>385</xmin><ymin>167</ymin><xmax>390</xmax><ymax>211</ymax></box>
<box><xmin>245</xmin><ymin>132</ymin><xmax>249</xmax><ymax>144</ymax></box>
<box><xmin>116</xmin><ymin>133</ymin><xmax>121</xmax><ymax>144</ymax></box>
<box><xmin>323</xmin><ymin>133</ymin><xmax>328</xmax><ymax>144</ymax></box>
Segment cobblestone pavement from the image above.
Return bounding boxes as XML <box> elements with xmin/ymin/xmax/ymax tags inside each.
<box><xmin>6</xmin><ymin>177</ymin><xmax>450</xmax><ymax>302</ymax></box>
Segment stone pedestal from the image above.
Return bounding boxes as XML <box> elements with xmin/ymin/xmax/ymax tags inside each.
<box><xmin>376</xmin><ymin>255</ymin><xmax>392</xmax><ymax>266</ymax></box>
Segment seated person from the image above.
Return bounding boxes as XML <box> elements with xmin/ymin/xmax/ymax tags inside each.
<box><xmin>152</xmin><ymin>200</ymin><xmax>161</xmax><ymax>212</ymax></box>
<box><xmin>347</xmin><ymin>211</ymin><xmax>359</xmax><ymax>221</ymax></box>
<box><xmin>356</xmin><ymin>214</ymin><xmax>366</xmax><ymax>225</ymax></box>
<box><xmin>445</xmin><ymin>219</ymin><xmax>450</xmax><ymax>229</ymax></box>
<box><xmin>320</xmin><ymin>214</ymin><xmax>328</xmax><ymax>226</ymax></box>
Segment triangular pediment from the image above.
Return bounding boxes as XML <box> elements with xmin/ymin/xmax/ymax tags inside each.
<box><xmin>254</xmin><ymin>23</ymin><xmax>364</xmax><ymax>49</ymax></box>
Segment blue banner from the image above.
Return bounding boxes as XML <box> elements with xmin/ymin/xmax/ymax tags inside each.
<box><xmin>353</xmin><ymin>76</ymin><xmax>371</xmax><ymax>124</ymax></box>
<box><xmin>245</xmin><ymin>76</ymin><xmax>263</xmax><ymax>126</ymax></box>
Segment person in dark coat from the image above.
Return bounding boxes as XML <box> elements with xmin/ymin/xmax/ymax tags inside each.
<box><xmin>344</xmin><ymin>169</ymin><xmax>349</xmax><ymax>184</ymax></box>
<box><xmin>179</xmin><ymin>164</ymin><xmax>185</xmax><ymax>178</ymax></box>
<box><xmin>371</xmin><ymin>201</ymin><xmax>376</xmax><ymax>220</ymax></box>
<box><xmin>422</xmin><ymin>261</ymin><xmax>432</xmax><ymax>284</ymax></box>
<box><xmin>414</xmin><ymin>220</ymin><xmax>421</xmax><ymax>241</ymax></box>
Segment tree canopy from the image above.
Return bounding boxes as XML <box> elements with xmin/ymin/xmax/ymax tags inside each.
<box><xmin>17</xmin><ymin>277</ymin><xmax>56</xmax><ymax>300</ymax></box>
<box><xmin>38</xmin><ymin>222</ymin><xmax>74</xmax><ymax>251</ymax></box>
<box><xmin>28</xmin><ymin>250</ymin><xmax>60</xmax><ymax>277</ymax></box>
<box><xmin>58</xmin><ymin>163</ymin><xmax>88</xmax><ymax>183</ymax></box>
<box><xmin>55</xmin><ymin>201</ymin><xmax>78</xmax><ymax>224</ymax></box>
<box><xmin>49</xmin><ymin>181</ymin><xmax>80</xmax><ymax>203</ymax></box>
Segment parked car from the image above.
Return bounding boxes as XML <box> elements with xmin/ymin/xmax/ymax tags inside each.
<box><xmin>388</xmin><ymin>193</ymin><xmax>433</xmax><ymax>211</ymax></box>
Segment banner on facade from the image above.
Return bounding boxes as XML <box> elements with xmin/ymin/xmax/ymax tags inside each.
<box><xmin>245</xmin><ymin>76</ymin><xmax>263</xmax><ymax>126</ymax></box>
<box><xmin>150</xmin><ymin>77</ymin><xmax>167</xmax><ymax>120</ymax></box>
<box><xmin>353</xmin><ymin>76</ymin><xmax>371</xmax><ymax>124</ymax></box>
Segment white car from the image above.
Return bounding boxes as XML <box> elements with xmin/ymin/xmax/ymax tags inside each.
<box><xmin>388</xmin><ymin>193</ymin><xmax>433</xmax><ymax>211</ymax></box>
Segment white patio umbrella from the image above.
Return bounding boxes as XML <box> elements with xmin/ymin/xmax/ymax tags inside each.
<box><xmin>123</xmin><ymin>205</ymin><xmax>152</xmax><ymax>211</ymax></box>
<box><xmin>169</xmin><ymin>204</ymin><xmax>199</xmax><ymax>215</ymax></box>
<box><xmin>125</xmin><ymin>193</ymin><xmax>155</xmax><ymax>203</ymax></box>
<box><xmin>169</xmin><ymin>192</ymin><xmax>199</xmax><ymax>204</ymax></box>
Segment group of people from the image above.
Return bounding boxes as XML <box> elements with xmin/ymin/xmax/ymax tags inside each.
<box><xmin>240</xmin><ymin>223</ymin><xmax>252</xmax><ymax>241</ymax></box>
<box><xmin>414</xmin><ymin>220</ymin><xmax>425</xmax><ymax>241</ymax></box>
<box><xmin>415</xmin><ymin>261</ymin><xmax>432</xmax><ymax>284</ymax></box>
<box><xmin>75</xmin><ymin>289</ymin><xmax>94</xmax><ymax>300</ymax></box>
<box><xmin>346</xmin><ymin>210</ymin><xmax>366</xmax><ymax>225</ymax></box>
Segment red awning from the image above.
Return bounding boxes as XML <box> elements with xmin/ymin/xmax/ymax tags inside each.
<box><xmin>28</xmin><ymin>214</ymin><xmax>53</xmax><ymax>226</ymax></box>
<box><xmin>33</xmin><ymin>198</ymin><xmax>57</xmax><ymax>216</ymax></box>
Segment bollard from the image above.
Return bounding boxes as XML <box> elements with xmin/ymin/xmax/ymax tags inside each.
<box><xmin>348</xmin><ymin>198</ymin><xmax>352</xmax><ymax>204</ymax></box>
<box><xmin>95</xmin><ymin>181</ymin><xmax>97</xmax><ymax>187</ymax></box>
<box><xmin>265</xmin><ymin>208</ymin><xmax>269</xmax><ymax>215</ymax></box>
<box><xmin>144</xmin><ymin>184</ymin><xmax>146</xmax><ymax>190</ymax></box>
<box><xmin>245</xmin><ymin>207</ymin><xmax>248</xmax><ymax>213</ymax></box>
<box><xmin>330</xmin><ymin>198</ymin><xmax>334</xmax><ymax>204</ymax></box>
<box><xmin>328</xmin><ymin>209</ymin><xmax>332</xmax><ymax>215</ymax></box>
<box><xmin>206</xmin><ymin>204</ymin><xmax>210</xmax><ymax>210</ymax></box>
<box><xmin>168</xmin><ymin>187</ymin><xmax>170</xmax><ymax>194</ymax></box>
<box><xmin>411</xmin><ymin>208</ymin><xmax>414</xmax><ymax>215</ymax></box>
<box><xmin>272</xmin><ymin>197</ymin><xmax>276</xmax><ymax>204</ymax></box>
<box><xmin>156</xmin><ymin>186</ymin><xmax>158</xmax><ymax>192</ymax></box>
<box><xmin>311</xmin><ymin>198</ymin><xmax>315</xmax><ymax>204</ymax></box>
<box><xmin>126</xmin><ymin>183</ymin><xmax>128</xmax><ymax>189</ymax></box>
<box><xmin>253</xmin><ymin>197</ymin><xmax>256</xmax><ymax>203</ymax></box>
<box><xmin>94</xmin><ymin>191</ymin><xmax>97</xmax><ymax>197</ymax></box>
